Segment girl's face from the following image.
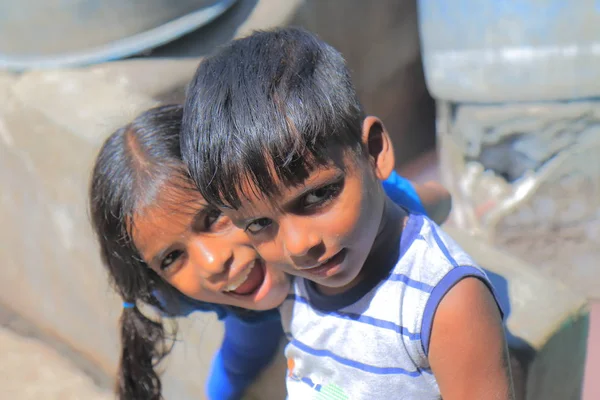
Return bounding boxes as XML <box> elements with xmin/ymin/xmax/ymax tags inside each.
<box><xmin>131</xmin><ymin>178</ymin><xmax>290</xmax><ymax>311</ymax></box>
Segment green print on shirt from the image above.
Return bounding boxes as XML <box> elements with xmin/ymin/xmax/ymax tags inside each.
<box><xmin>315</xmin><ymin>382</ymin><xmax>349</xmax><ymax>400</ymax></box>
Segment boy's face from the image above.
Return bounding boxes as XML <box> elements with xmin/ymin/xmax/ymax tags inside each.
<box><xmin>224</xmin><ymin>117</ymin><xmax>394</xmax><ymax>294</ymax></box>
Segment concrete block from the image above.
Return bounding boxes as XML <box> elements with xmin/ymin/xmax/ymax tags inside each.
<box><xmin>526</xmin><ymin>309</ymin><xmax>590</xmax><ymax>400</ymax></box>
<box><xmin>443</xmin><ymin>226</ymin><xmax>586</xmax><ymax>350</ymax></box>
<box><xmin>0</xmin><ymin>327</ymin><xmax>112</xmax><ymax>400</ymax></box>
<box><xmin>437</xmin><ymin>101</ymin><xmax>600</xmax><ymax>299</ymax></box>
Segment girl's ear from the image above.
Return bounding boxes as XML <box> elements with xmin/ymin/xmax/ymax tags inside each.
<box><xmin>362</xmin><ymin>116</ymin><xmax>395</xmax><ymax>180</ymax></box>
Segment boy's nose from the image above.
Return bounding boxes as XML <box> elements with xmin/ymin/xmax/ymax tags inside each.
<box><xmin>282</xmin><ymin>220</ymin><xmax>323</xmax><ymax>262</ymax></box>
<box><xmin>188</xmin><ymin>238</ymin><xmax>231</xmax><ymax>282</ymax></box>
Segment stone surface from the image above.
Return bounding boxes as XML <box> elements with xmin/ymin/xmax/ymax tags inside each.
<box><xmin>0</xmin><ymin>326</ymin><xmax>111</xmax><ymax>400</ymax></box>
<box><xmin>526</xmin><ymin>310</ymin><xmax>589</xmax><ymax>400</ymax></box>
<box><xmin>435</xmin><ymin>98</ymin><xmax>597</xmax><ymax>400</ymax></box>
<box><xmin>442</xmin><ymin>226</ymin><xmax>586</xmax><ymax>351</ymax></box>
<box><xmin>437</xmin><ymin>101</ymin><xmax>600</xmax><ymax>299</ymax></box>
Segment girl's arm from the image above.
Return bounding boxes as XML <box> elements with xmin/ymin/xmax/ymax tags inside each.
<box><xmin>206</xmin><ymin>312</ymin><xmax>283</xmax><ymax>400</ymax></box>
<box><xmin>382</xmin><ymin>170</ymin><xmax>452</xmax><ymax>225</ymax></box>
<box><xmin>428</xmin><ymin>278</ymin><xmax>514</xmax><ymax>400</ymax></box>
<box><xmin>154</xmin><ymin>291</ymin><xmax>284</xmax><ymax>400</ymax></box>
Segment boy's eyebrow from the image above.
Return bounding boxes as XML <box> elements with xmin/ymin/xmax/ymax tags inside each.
<box><xmin>282</xmin><ymin>172</ymin><xmax>344</xmax><ymax>209</ymax></box>
<box><xmin>234</xmin><ymin>168</ymin><xmax>345</xmax><ymax>222</ymax></box>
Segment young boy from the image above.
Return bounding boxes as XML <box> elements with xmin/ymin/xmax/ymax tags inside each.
<box><xmin>181</xmin><ymin>28</ymin><xmax>513</xmax><ymax>399</ymax></box>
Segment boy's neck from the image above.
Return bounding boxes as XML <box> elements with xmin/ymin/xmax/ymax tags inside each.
<box><xmin>363</xmin><ymin>196</ymin><xmax>408</xmax><ymax>277</ymax></box>
<box><xmin>315</xmin><ymin>196</ymin><xmax>407</xmax><ymax>296</ymax></box>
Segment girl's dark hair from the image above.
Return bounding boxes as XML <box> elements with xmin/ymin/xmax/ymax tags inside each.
<box><xmin>182</xmin><ymin>27</ymin><xmax>366</xmax><ymax>209</ymax></box>
<box><xmin>89</xmin><ymin>104</ymin><xmax>188</xmax><ymax>399</ymax></box>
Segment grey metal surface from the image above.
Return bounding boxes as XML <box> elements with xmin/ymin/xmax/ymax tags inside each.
<box><xmin>418</xmin><ymin>0</ymin><xmax>600</xmax><ymax>102</ymax></box>
<box><xmin>0</xmin><ymin>0</ymin><xmax>237</xmax><ymax>70</ymax></box>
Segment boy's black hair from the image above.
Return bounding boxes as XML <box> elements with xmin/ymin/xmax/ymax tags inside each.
<box><xmin>90</xmin><ymin>104</ymin><xmax>189</xmax><ymax>399</ymax></box>
<box><xmin>182</xmin><ymin>27</ymin><xmax>366</xmax><ymax>209</ymax></box>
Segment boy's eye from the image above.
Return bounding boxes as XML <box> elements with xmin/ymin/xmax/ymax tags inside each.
<box><xmin>246</xmin><ymin>218</ymin><xmax>273</xmax><ymax>234</ymax></box>
<box><xmin>161</xmin><ymin>249</ymin><xmax>183</xmax><ymax>271</ymax></box>
<box><xmin>302</xmin><ymin>181</ymin><xmax>344</xmax><ymax>208</ymax></box>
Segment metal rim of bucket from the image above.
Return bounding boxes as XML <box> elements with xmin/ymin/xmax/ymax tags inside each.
<box><xmin>0</xmin><ymin>0</ymin><xmax>237</xmax><ymax>71</ymax></box>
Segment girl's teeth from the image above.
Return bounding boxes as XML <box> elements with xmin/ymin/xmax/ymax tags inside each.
<box><xmin>225</xmin><ymin>261</ymin><xmax>255</xmax><ymax>292</ymax></box>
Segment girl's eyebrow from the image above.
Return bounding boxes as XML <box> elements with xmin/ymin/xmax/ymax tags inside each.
<box><xmin>188</xmin><ymin>205</ymin><xmax>216</xmax><ymax>232</ymax></box>
<box><xmin>190</xmin><ymin>206</ymin><xmax>208</xmax><ymax>227</ymax></box>
<box><xmin>150</xmin><ymin>249</ymin><xmax>167</xmax><ymax>268</ymax></box>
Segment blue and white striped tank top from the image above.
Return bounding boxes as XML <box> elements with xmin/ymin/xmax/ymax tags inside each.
<box><xmin>279</xmin><ymin>214</ymin><xmax>501</xmax><ymax>400</ymax></box>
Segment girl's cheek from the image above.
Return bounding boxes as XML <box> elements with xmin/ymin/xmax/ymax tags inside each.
<box><xmin>255</xmin><ymin>243</ymin><xmax>280</xmax><ymax>265</ymax></box>
<box><xmin>171</xmin><ymin>270</ymin><xmax>201</xmax><ymax>296</ymax></box>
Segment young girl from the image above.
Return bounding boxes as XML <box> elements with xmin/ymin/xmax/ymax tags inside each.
<box><xmin>89</xmin><ymin>104</ymin><xmax>450</xmax><ymax>399</ymax></box>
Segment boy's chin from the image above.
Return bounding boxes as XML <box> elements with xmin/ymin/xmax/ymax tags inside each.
<box><xmin>311</xmin><ymin>267</ymin><xmax>364</xmax><ymax>296</ymax></box>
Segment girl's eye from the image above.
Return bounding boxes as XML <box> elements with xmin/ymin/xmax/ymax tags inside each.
<box><xmin>160</xmin><ymin>249</ymin><xmax>183</xmax><ymax>271</ymax></box>
<box><xmin>246</xmin><ymin>218</ymin><xmax>273</xmax><ymax>235</ymax></box>
<box><xmin>302</xmin><ymin>181</ymin><xmax>343</xmax><ymax>208</ymax></box>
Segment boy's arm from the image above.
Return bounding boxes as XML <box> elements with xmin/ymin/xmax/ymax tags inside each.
<box><xmin>428</xmin><ymin>278</ymin><xmax>514</xmax><ymax>400</ymax></box>
<box><xmin>382</xmin><ymin>170</ymin><xmax>452</xmax><ymax>225</ymax></box>
<box><xmin>206</xmin><ymin>313</ymin><xmax>283</xmax><ymax>400</ymax></box>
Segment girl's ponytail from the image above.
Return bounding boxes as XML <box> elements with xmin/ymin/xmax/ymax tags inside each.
<box><xmin>117</xmin><ymin>303</ymin><xmax>171</xmax><ymax>400</ymax></box>
<box><xmin>89</xmin><ymin>104</ymin><xmax>186</xmax><ymax>399</ymax></box>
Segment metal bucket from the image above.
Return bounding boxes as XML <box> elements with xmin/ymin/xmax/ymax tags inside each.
<box><xmin>0</xmin><ymin>0</ymin><xmax>237</xmax><ymax>70</ymax></box>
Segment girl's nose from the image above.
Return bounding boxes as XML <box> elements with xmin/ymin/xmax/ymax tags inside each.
<box><xmin>188</xmin><ymin>237</ymin><xmax>232</xmax><ymax>283</ymax></box>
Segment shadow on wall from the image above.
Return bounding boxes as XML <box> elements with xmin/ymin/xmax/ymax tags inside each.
<box><xmin>144</xmin><ymin>0</ymin><xmax>259</xmax><ymax>59</ymax></box>
<box><xmin>485</xmin><ymin>269</ymin><xmax>536</xmax><ymax>358</ymax></box>
<box><xmin>288</xmin><ymin>0</ymin><xmax>436</xmax><ymax>166</ymax></box>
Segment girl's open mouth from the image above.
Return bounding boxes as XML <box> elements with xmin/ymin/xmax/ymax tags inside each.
<box><xmin>225</xmin><ymin>260</ymin><xmax>266</xmax><ymax>295</ymax></box>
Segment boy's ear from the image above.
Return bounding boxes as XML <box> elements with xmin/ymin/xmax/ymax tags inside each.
<box><xmin>362</xmin><ymin>116</ymin><xmax>395</xmax><ymax>180</ymax></box>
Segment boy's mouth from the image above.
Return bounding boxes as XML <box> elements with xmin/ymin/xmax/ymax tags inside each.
<box><xmin>224</xmin><ymin>260</ymin><xmax>266</xmax><ymax>295</ymax></box>
<box><xmin>301</xmin><ymin>249</ymin><xmax>347</xmax><ymax>277</ymax></box>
